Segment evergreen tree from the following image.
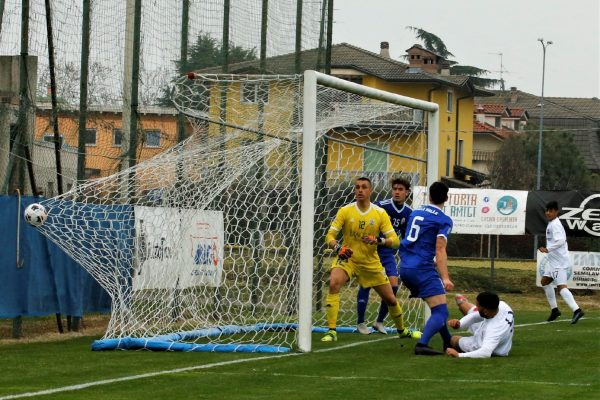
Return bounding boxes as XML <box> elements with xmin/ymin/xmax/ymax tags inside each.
<box><xmin>157</xmin><ymin>32</ymin><xmax>257</xmax><ymax>106</ymax></box>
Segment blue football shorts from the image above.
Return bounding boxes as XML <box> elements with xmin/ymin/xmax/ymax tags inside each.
<box><xmin>400</xmin><ymin>267</ymin><xmax>445</xmax><ymax>298</ymax></box>
<box><xmin>378</xmin><ymin>252</ymin><xmax>399</xmax><ymax>277</ymax></box>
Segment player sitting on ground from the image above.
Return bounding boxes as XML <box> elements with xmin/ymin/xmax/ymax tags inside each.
<box><xmin>321</xmin><ymin>176</ymin><xmax>421</xmax><ymax>342</ymax></box>
<box><xmin>446</xmin><ymin>291</ymin><xmax>514</xmax><ymax>358</ymax></box>
<box><xmin>356</xmin><ymin>177</ymin><xmax>412</xmax><ymax>335</ymax></box>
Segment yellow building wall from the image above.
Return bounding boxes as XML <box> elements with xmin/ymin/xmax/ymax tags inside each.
<box><xmin>200</xmin><ymin>75</ymin><xmax>475</xmax><ymax>184</ymax></box>
<box><xmin>363</xmin><ymin>76</ymin><xmax>474</xmax><ymax>178</ymax></box>
<box><xmin>206</xmin><ymin>80</ymin><xmax>300</xmax><ymax>174</ymax></box>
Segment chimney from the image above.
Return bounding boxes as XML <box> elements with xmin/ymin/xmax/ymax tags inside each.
<box><xmin>510</xmin><ymin>87</ymin><xmax>518</xmax><ymax>104</ymax></box>
<box><xmin>440</xmin><ymin>60</ymin><xmax>451</xmax><ymax>76</ymax></box>
<box><xmin>380</xmin><ymin>41</ymin><xmax>390</xmax><ymax>58</ymax></box>
<box><xmin>475</xmin><ymin>104</ymin><xmax>485</xmax><ymax>122</ymax></box>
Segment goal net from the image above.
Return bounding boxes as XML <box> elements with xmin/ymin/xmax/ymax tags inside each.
<box><xmin>35</xmin><ymin>72</ymin><xmax>439</xmax><ymax>352</ymax></box>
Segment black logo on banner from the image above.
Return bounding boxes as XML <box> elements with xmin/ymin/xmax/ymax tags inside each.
<box><xmin>560</xmin><ymin>194</ymin><xmax>600</xmax><ymax>237</ymax></box>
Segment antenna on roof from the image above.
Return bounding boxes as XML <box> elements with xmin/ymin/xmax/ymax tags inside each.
<box><xmin>488</xmin><ymin>52</ymin><xmax>509</xmax><ymax>91</ymax></box>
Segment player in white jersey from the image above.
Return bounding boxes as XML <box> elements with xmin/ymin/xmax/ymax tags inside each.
<box><xmin>539</xmin><ymin>201</ymin><xmax>584</xmax><ymax>324</ymax></box>
<box><xmin>446</xmin><ymin>292</ymin><xmax>514</xmax><ymax>358</ymax></box>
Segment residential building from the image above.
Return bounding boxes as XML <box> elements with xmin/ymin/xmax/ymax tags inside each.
<box><xmin>199</xmin><ymin>42</ymin><xmax>494</xmax><ymax>186</ymax></box>
<box><xmin>476</xmin><ymin>87</ymin><xmax>600</xmax><ymax>175</ymax></box>
<box><xmin>34</xmin><ymin>104</ymin><xmax>184</xmax><ymax>184</ymax></box>
<box><xmin>472</xmin><ymin>104</ymin><xmax>527</xmax><ymax>176</ymax></box>
<box><xmin>28</xmin><ymin>41</ymin><xmax>497</xmax><ymax>191</ymax></box>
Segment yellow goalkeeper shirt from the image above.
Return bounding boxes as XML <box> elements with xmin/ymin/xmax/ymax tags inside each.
<box><xmin>325</xmin><ymin>202</ymin><xmax>399</xmax><ymax>269</ymax></box>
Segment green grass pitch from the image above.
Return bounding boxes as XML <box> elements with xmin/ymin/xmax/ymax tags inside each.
<box><xmin>1</xmin><ymin>309</ymin><xmax>598</xmax><ymax>400</ymax></box>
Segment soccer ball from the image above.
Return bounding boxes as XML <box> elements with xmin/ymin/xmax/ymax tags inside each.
<box><xmin>24</xmin><ymin>203</ymin><xmax>48</xmax><ymax>227</ymax></box>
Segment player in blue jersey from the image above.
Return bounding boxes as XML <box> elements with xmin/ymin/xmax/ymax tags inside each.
<box><xmin>356</xmin><ymin>177</ymin><xmax>412</xmax><ymax>335</ymax></box>
<box><xmin>400</xmin><ymin>181</ymin><xmax>455</xmax><ymax>355</ymax></box>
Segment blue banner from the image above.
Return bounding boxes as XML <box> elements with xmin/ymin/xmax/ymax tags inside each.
<box><xmin>0</xmin><ymin>195</ymin><xmax>111</xmax><ymax>318</ymax></box>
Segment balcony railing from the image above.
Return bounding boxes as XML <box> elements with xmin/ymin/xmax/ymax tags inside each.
<box><xmin>473</xmin><ymin>150</ymin><xmax>496</xmax><ymax>161</ymax></box>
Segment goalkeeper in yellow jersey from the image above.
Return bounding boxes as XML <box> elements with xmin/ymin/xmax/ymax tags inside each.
<box><xmin>321</xmin><ymin>177</ymin><xmax>422</xmax><ymax>342</ymax></box>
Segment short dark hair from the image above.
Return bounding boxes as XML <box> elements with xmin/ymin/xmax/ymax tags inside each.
<box><xmin>545</xmin><ymin>201</ymin><xmax>559</xmax><ymax>211</ymax></box>
<box><xmin>391</xmin><ymin>176</ymin><xmax>411</xmax><ymax>191</ymax></box>
<box><xmin>429</xmin><ymin>181</ymin><xmax>449</xmax><ymax>204</ymax></box>
<box><xmin>476</xmin><ymin>291</ymin><xmax>500</xmax><ymax>310</ymax></box>
<box><xmin>356</xmin><ymin>176</ymin><xmax>372</xmax><ymax>187</ymax></box>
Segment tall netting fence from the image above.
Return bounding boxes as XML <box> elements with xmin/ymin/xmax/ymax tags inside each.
<box><xmin>31</xmin><ymin>74</ymin><xmax>429</xmax><ymax>352</ymax></box>
<box><xmin>0</xmin><ymin>0</ymin><xmax>330</xmax><ymax>197</ymax></box>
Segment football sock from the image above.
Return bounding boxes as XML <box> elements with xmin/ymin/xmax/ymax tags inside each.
<box><xmin>356</xmin><ymin>286</ymin><xmax>370</xmax><ymax>324</ymax></box>
<box><xmin>376</xmin><ymin>285</ymin><xmax>397</xmax><ymax>323</ymax></box>
<box><xmin>418</xmin><ymin>304</ymin><xmax>449</xmax><ymax>346</ymax></box>
<box><xmin>325</xmin><ymin>293</ymin><xmax>341</xmax><ymax>330</ymax></box>
<box><xmin>387</xmin><ymin>301</ymin><xmax>405</xmax><ymax>331</ymax></box>
<box><xmin>439</xmin><ymin>323</ymin><xmax>452</xmax><ymax>345</ymax></box>
<box><xmin>543</xmin><ymin>285</ymin><xmax>558</xmax><ymax>309</ymax></box>
<box><xmin>559</xmin><ymin>288</ymin><xmax>579</xmax><ymax>312</ymax></box>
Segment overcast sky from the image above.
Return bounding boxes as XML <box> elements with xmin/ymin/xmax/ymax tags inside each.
<box><xmin>333</xmin><ymin>0</ymin><xmax>599</xmax><ymax>98</ymax></box>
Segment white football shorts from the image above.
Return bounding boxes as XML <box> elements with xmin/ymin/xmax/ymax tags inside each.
<box><xmin>542</xmin><ymin>265</ymin><xmax>569</xmax><ymax>285</ymax></box>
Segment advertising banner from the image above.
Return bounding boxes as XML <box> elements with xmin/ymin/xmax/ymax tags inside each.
<box><xmin>412</xmin><ymin>187</ymin><xmax>528</xmax><ymax>235</ymax></box>
<box><xmin>536</xmin><ymin>251</ymin><xmax>600</xmax><ymax>290</ymax></box>
<box><xmin>133</xmin><ymin>206</ymin><xmax>224</xmax><ymax>290</ymax></box>
<box><xmin>526</xmin><ymin>191</ymin><xmax>600</xmax><ymax>237</ymax></box>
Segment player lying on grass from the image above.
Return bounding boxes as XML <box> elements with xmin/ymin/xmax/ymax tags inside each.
<box><xmin>356</xmin><ymin>177</ymin><xmax>412</xmax><ymax>335</ymax></box>
<box><xmin>321</xmin><ymin>176</ymin><xmax>421</xmax><ymax>342</ymax></box>
<box><xmin>446</xmin><ymin>291</ymin><xmax>514</xmax><ymax>358</ymax></box>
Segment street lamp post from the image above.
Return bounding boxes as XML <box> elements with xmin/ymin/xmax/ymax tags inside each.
<box><xmin>536</xmin><ymin>38</ymin><xmax>553</xmax><ymax>190</ymax></box>
<box><xmin>534</xmin><ymin>38</ymin><xmax>552</xmax><ymax>258</ymax></box>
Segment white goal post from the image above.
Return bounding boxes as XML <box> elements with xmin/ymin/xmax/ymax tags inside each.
<box><xmin>298</xmin><ymin>71</ymin><xmax>439</xmax><ymax>352</ymax></box>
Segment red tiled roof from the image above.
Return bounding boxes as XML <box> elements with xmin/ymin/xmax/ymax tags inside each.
<box><xmin>508</xmin><ymin>107</ymin><xmax>525</xmax><ymax>117</ymax></box>
<box><xmin>473</xmin><ymin>120</ymin><xmax>518</xmax><ymax>139</ymax></box>
<box><xmin>474</xmin><ymin>104</ymin><xmax>506</xmax><ymax>114</ymax></box>
<box><xmin>473</xmin><ymin>120</ymin><xmax>496</xmax><ymax>133</ymax></box>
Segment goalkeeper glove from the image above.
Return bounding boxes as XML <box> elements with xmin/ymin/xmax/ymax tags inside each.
<box><xmin>334</xmin><ymin>244</ymin><xmax>353</xmax><ymax>260</ymax></box>
<box><xmin>364</xmin><ymin>235</ymin><xmax>385</xmax><ymax>246</ymax></box>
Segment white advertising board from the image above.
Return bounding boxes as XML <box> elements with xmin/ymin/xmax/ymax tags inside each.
<box><xmin>412</xmin><ymin>187</ymin><xmax>528</xmax><ymax>235</ymax></box>
<box><xmin>132</xmin><ymin>206</ymin><xmax>224</xmax><ymax>290</ymax></box>
<box><xmin>536</xmin><ymin>251</ymin><xmax>600</xmax><ymax>290</ymax></box>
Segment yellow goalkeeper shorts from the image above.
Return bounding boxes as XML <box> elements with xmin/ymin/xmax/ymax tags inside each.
<box><xmin>331</xmin><ymin>258</ymin><xmax>389</xmax><ymax>288</ymax></box>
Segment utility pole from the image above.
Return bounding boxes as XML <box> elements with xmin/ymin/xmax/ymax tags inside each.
<box><xmin>533</xmin><ymin>38</ymin><xmax>552</xmax><ymax>258</ymax></box>
<box><xmin>536</xmin><ymin>39</ymin><xmax>552</xmax><ymax>191</ymax></box>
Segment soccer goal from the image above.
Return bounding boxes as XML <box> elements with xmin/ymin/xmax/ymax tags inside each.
<box><xmin>35</xmin><ymin>71</ymin><xmax>439</xmax><ymax>353</ymax></box>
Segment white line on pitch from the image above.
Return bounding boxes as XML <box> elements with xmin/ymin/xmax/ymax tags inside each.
<box><xmin>1</xmin><ymin>318</ymin><xmax>596</xmax><ymax>399</ymax></box>
<box><xmin>201</xmin><ymin>371</ymin><xmax>592</xmax><ymax>387</ymax></box>
<box><xmin>0</xmin><ymin>339</ymin><xmax>383</xmax><ymax>400</ymax></box>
